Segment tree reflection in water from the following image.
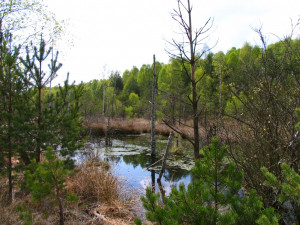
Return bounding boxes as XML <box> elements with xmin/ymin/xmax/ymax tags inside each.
<box><xmin>77</xmin><ymin>135</ymin><xmax>192</xmax><ymax>195</ymax></box>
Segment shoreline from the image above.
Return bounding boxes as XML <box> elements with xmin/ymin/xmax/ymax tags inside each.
<box><xmin>84</xmin><ymin>118</ymin><xmax>172</xmax><ymax>137</ymax></box>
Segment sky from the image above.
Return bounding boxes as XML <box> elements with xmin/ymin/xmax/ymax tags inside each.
<box><xmin>44</xmin><ymin>0</ymin><xmax>300</xmax><ymax>86</ymax></box>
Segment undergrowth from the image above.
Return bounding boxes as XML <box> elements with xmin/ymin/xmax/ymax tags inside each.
<box><xmin>0</xmin><ymin>157</ymin><xmax>141</xmax><ymax>225</ymax></box>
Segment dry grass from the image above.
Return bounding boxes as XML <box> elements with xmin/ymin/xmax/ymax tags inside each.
<box><xmin>67</xmin><ymin>161</ymin><xmax>120</xmax><ymax>204</ymax></box>
<box><xmin>85</xmin><ymin>117</ymin><xmax>240</xmax><ymax>145</ymax></box>
<box><xmin>0</xmin><ymin>182</ymin><xmax>59</xmax><ymax>225</ymax></box>
<box><xmin>0</xmin><ymin>158</ymin><xmax>144</xmax><ymax>225</ymax></box>
<box><xmin>86</xmin><ymin>118</ymin><xmax>172</xmax><ymax>136</ymax></box>
<box><xmin>65</xmin><ymin>160</ymin><xmax>141</xmax><ymax>224</ymax></box>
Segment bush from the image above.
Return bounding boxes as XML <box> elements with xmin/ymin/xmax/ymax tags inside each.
<box><xmin>25</xmin><ymin>149</ymin><xmax>77</xmax><ymax>225</ymax></box>
<box><xmin>139</xmin><ymin>138</ymin><xmax>278</xmax><ymax>225</ymax></box>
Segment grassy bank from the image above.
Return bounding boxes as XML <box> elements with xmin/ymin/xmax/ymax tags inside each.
<box><xmin>0</xmin><ymin>157</ymin><xmax>147</xmax><ymax>225</ymax></box>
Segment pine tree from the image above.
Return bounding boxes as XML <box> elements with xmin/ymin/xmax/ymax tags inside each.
<box><xmin>25</xmin><ymin>148</ymin><xmax>78</xmax><ymax>225</ymax></box>
<box><xmin>20</xmin><ymin>36</ymin><xmax>84</xmax><ymax>162</ymax></box>
<box><xmin>0</xmin><ymin>33</ymin><xmax>27</xmax><ymax>203</ymax></box>
<box><xmin>260</xmin><ymin>150</ymin><xmax>300</xmax><ymax>224</ymax></box>
<box><xmin>21</xmin><ymin>35</ymin><xmax>62</xmax><ymax>162</ymax></box>
<box><xmin>138</xmin><ymin>137</ymin><xmax>278</xmax><ymax>225</ymax></box>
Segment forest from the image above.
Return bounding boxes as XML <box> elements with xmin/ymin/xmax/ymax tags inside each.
<box><xmin>0</xmin><ymin>0</ymin><xmax>300</xmax><ymax>225</ymax></box>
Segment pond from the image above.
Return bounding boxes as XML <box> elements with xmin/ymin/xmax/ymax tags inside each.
<box><xmin>75</xmin><ymin>133</ymin><xmax>195</xmax><ymax>195</ymax></box>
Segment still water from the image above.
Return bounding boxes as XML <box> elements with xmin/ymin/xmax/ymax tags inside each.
<box><xmin>76</xmin><ymin>134</ymin><xmax>195</xmax><ymax>194</ymax></box>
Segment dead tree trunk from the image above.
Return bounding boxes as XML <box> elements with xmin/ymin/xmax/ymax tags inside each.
<box><xmin>102</xmin><ymin>66</ymin><xmax>107</xmax><ymax>119</ymax></box>
<box><xmin>105</xmin><ymin>103</ymin><xmax>110</xmax><ymax>146</ymax></box>
<box><xmin>187</xmin><ymin>0</ymin><xmax>200</xmax><ymax>159</ymax></box>
<box><xmin>151</xmin><ymin>55</ymin><xmax>157</xmax><ymax>192</ymax></box>
<box><xmin>102</xmin><ymin>81</ymin><xmax>106</xmax><ymax>118</ymax></box>
<box><xmin>166</xmin><ymin>0</ymin><xmax>213</xmax><ymax>161</ymax></box>
<box><xmin>151</xmin><ymin>55</ymin><xmax>157</xmax><ymax>159</ymax></box>
<box><xmin>105</xmin><ymin>74</ymin><xmax>116</xmax><ymax>146</ymax></box>
<box><xmin>157</xmin><ymin>132</ymin><xmax>173</xmax><ymax>182</ymax></box>
<box><xmin>111</xmin><ymin>74</ymin><xmax>116</xmax><ymax>118</ymax></box>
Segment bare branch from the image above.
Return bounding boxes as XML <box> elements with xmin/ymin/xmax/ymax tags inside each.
<box><xmin>162</xmin><ymin>119</ymin><xmax>194</xmax><ymax>145</ymax></box>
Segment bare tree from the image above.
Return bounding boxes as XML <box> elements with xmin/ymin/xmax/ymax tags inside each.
<box><xmin>151</xmin><ymin>55</ymin><xmax>157</xmax><ymax>159</ymax></box>
<box><xmin>105</xmin><ymin>72</ymin><xmax>117</xmax><ymax>146</ymax></box>
<box><xmin>165</xmin><ymin>0</ymin><xmax>214</xmax><ymax>160</ymax></box>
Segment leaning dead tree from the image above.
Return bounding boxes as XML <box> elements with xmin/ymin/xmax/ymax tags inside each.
<box><xmin>157</xmin><ymin>132</ymin><xmax>173</xmax><ymax>182</ymax></box>
<box><xmin>165</xmin><ymin>0</ymin><xmax>214</xmax><ymax>160</ymax></box>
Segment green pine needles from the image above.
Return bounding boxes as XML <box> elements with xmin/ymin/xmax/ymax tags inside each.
<box><xmin>25</xmin><ymin>148</ymin><xmax>78</xmax><ymax>225</ymax></box>
<box><xmin>137</xmin><ymin>137</ymin><xmax>279</xmax><ymax>225</ymax></box>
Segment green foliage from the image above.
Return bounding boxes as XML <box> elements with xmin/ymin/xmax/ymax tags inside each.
<box><xmin>296</xmin><ymin>108</ymin><xmax>300</xmax><ymax>131</ymax></box>
<box><xmin>157</xmin><ymin>60</ymin><xmax>189</xmax><ymax>121</ymax></box>
<box><xmin>0</xmin><ymin>32</ymin><xmax>29</xmax><ymax>201</ymax></box>
<box><xmin>124</xmin><ymin>106</ymin><xmax>134</xmax><ymax>119</ymax></box>
<box><xmin>134</xmin><ymin>217</ymin><xmax>142</xmax><ymax>225</ymax></box>
<box><xmin>25</xmin><ymin>148</ymin><xmax>77</xmax><ymax>224</ymax></box>
<box><xmin>81</xmin><ymin>79</ymin><xmax>105</xmax><ymax>118</ymax></box>
<box><xmin>16</xmin><ymin>205</ymin><xmax>33</xmax><ymax>225</ymax></box>
<box><xmin>25</xmin><ymin>149</ymin><xmax>68</xmax><ymax>201</ymax></box>
<box><xmin>122</xmin><ymin>67</ymin><xmax>140</xmax><ymax>100</ymax></box>
<box><xmin>137</xmin><ymin>64</ymin><xmax>152</xmax><ymax>99</ymax></box>
<box><xmin>224</xmin><ymin>91</ymin><xmax>246</xmax><ymax>116</ymax></box>
<box><xmin>261</xmin><ymin>163</ymin><xmax>300</xmax><ymax>204</ymax></box>
<box><xmin>108</xmin><ymin>71</ymin><xmax>123</xmax><ymax>91</ymax></box>
<box><xmin>124</xmin><ymin>92</ymin><xmax>141</xmax><ymax>118</ymax></box>
<box><xmin>256</xmin><ymin>208</ymin><xmax>280</xmax><ymax>225</ymax></box>
<box><xmin>129</xmin><ymin>92</ymin><xmax>139</xmax><ymax>106</ymax></box>
<box><xmin>140</xmin><ymin>138</ymin><xmax>276</xmax><ymax>225</ymax></box>
<box><xmin>19</xmin><ymin>37</ymin><xmax>85</xmax><ymax>162</ymax></box>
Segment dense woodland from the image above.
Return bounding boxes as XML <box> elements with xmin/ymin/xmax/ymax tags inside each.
<box><xmin>0</xmin><ymin>0</ymin><xmax>300</xmax><ymax>224</ymax></box>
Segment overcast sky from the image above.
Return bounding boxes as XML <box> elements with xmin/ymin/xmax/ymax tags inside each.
<box><xmin>44</xmin><ymin>0</ymin><xmax>300</xmax><ymax>85</ymax></box>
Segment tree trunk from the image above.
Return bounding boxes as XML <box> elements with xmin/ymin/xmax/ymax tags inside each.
<box><xmin>56</xmin><ymin>189</ymin><xmax>64</xmax><ymax>225</ymax></box>
<box><xmin>151</xmin><ymin>55</ymin><xmax>157</xmax><ymax>159</ymax></box>
<box><xmin>8</xmin><ymin>148</ymin><xmax>12</xmax><ymax>203</ymax></box>
<box><xmin>111</xmin><ymin>76</ymin><xmax>116</xmax><ymax>118</ymax></box>
<box><xmin>218</xmin><ymin>67</ymin><xmax>222</xmax><ymax>134</ymax></box>
<box><xmin>0</xmin><ymin>20</ymin><xmax>2</xmax><ymax>65</ymax></box>
<box><xmin>8</xmin><ymin>73</ymin><xmax>13</xmax><ymax>203</ymax></box>
<box><xmin>157</xmin><ymin>132</ymin><xmax>173</xmax><ymax>182</ymax></box>
<box><xmin>105</xmin><ymin>103</ymin><xmax>111</xmax><ymax>146</ymax></box>
<box><xmin>151</xmin><ymin>170</ymin><xmax>155</xmax><ymax>193</ymax></box>
<box><xmin>188</xmin><ymin>0</ymin><xmax>200</xmax><ymax>160</ymax></box>
<box><xmin>8</xmin><ymin>100</ymin><xmax>13</xmax><ymax>203</ymax></box>
<box><xmin>102</xmin><ymin>81</ymin><xmax>106</xmax><ymax>118</ymax></box>
<box><xmin>191</xmin><ymin>64</ymin><xmax>200</xmax><ymax>160</ymax></box>
<box><xmin>167</xmin><ymin>0</ymin><xmax>213</xmax><ymax>161</ymax></box>
<box><xmin>36</xmin><ymin>86</ymin><xmax>42</xmax><ymax>162</ymax></box>
<box><xmin>36</xmin><ymin>56</ymin><xmax>43</xmax><ymax>162</ymax></box>
<box><xmin>105</xmin><ymin>75</ymin><xmax>116</xmax><ymax>146</ymax></box>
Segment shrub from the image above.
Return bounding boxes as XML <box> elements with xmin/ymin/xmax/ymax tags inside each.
<box><xmin>138</xmin><ymin>138</ymin><xmax>278</xmax><ymax>225</ymax></box>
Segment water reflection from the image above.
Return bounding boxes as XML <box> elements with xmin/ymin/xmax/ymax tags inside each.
<box><xmin>123</xmin><ymin>153</ymin><xmax>149</xmax><ymax>168</ymax></box>
<box><xmin>77</xmin><ymin>134</ymin><xmax>193</xmax><ymax>194</ymax></box>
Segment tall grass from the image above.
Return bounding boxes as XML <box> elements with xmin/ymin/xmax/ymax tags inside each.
<box><xmin>66</xmin><ymin>158</ymin><xmax>141</xmax><ymax>224</ymax></box>
<box><xmin>86</xmin><ymin>118</ymin><xmax>172</xmax><ymax>136</ymax></box>
<box><xmin>0</xmin><ymin>158</ymin><xmax>141</xmax><ymax>224</ymax></box>
<box><xmin>67</xmin><ymin>161</ymin><xmax>119</xmax><ymax>204</ymax></box>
